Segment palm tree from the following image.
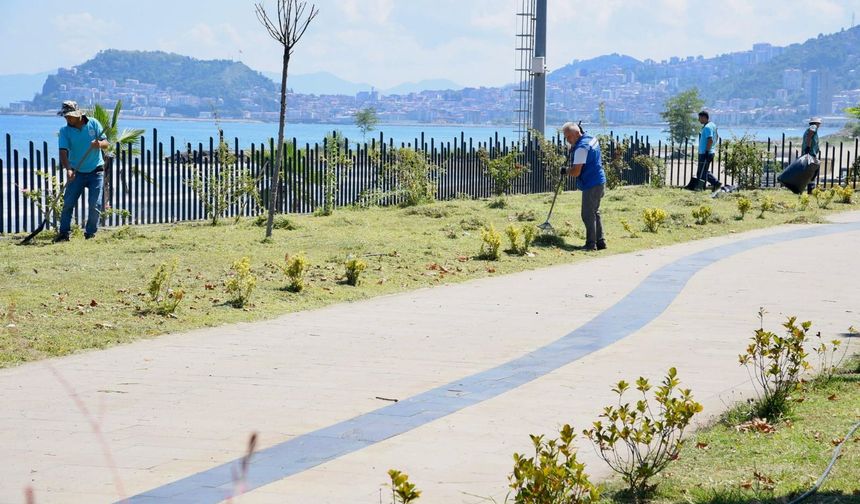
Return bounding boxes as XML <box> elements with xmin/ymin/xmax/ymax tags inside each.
<box><xmin>89</xmin><ymin>100</ymin><xmax>146</xmax><ymax>213</ymax></box>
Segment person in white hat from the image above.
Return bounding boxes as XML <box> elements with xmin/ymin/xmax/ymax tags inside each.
<box><xmin>803</xmin><ymin>117</ymin><xmax>822</xmax><ymax>194</ymax></box>
<box><xmin>54</xmin><ymin>100</ymin><xmax>109</xmax><ymax>242</ymax></box>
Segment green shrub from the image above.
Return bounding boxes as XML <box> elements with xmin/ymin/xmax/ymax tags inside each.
<box><xmin>387</xmin><ymin>469</ymin><xmax>421</xmax><ymax>503</ymax></box>
<box><xmin>798</xmin><ymin>194</ymin><xmax>811</xmax><ymax>211</ymax></box>
<box><xmin>378</xmin><ymin>147</ymin><xmax>442</xmax><ymax>207</ymax></box>
<box><xmin>598</xmin><ymin>135</ymin><xmax>628</xmax><ymax>190</ymax></box>
<box><xmin>147</xmin><ymin>259</ymin><xmax>184</xmax><ymax>316</ymax></box>
<box><xmin>633</xmin><ymin>155</ymin><xmax>666</xmax><ymax>189</ymax></box>
<box><xmin>834</xmin><ymin>185</ymin><xmax>854</xmax><ymax>204</ymax></box>
<box><xmin>737</xmin><ymin>197</ymin><xmax>752</xmax><ymax>219</ymax></box>
<box><xmin>281</xmin><ymin>253</ymin><xmax>309</xmax><ymax>292</ymax></box>
<box><xmin>508</xmin><ymin>424</ymin><xmax>600</xmax><ymax>504</ymax></box>
<box><xmin>344</xmin><ymin>258</ymin><xmax>367</xmax><ymax>286</ymax></box>
<box><xmin>758</xmin><ymin>195</ymin><xmax>775</xmax><ymax>218</ymax></box>
<box><xmin>692</xmin><ymin>205</ymin><xmax>712</xmax><ymax>225</ymax></box>
<box><xmin>812</xmin><ymin>187</ymin><xmax>835</xmax><ymax>209</ymax></box>
<box><xmin>480</xmin><ymin>224</ymin><xmax>502</xmax><ymax>260</ymax></box>
<box><xmin>477</xmin><ymin>148</ymin><xmax>529</xmax><ymax>197</ymax></box>
<box><xmin>489</xmin><ymin>197</ymin><xmax>508</xmax><ymax>209</ymax></box>
<box><xmin>505</xmin><ymin>225</ymin><xmax>521</xmax><ymax>253</ymax></box>
<box><xmin>460</xmin><ymin>216</ymin><xmax>487</xmax><ymax>231</ymax></box>
<box><xmin>724</xmin><ymin>135</ymin><xmax>766</xmax><ymax>190</ymax></box>
<box><xmin>738</xmin><ymin>309</ymin><xmax>810</xmax><ymax>421</ymax></box>
<box><xmin>642</xmin><ymin>208</ymin><xmax>668</xmax><ymax>233</ymax></box>
<box><xmin>226</xmin><ymin>257</ymin><xmax>257</xmax><ymax>308</ymax></box>
<box><xmin>583</xmin><ymin>368</ymin><xmax>702</xmax><ymax>500</ymax></box>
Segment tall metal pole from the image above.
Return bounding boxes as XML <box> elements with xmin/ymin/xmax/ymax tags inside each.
<box><xmin>532</xmin><ymin>0</ymin><xmax>547</xmax><ymax>135</ymax></box>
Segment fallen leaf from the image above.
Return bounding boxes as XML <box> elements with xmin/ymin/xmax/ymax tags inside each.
<box><xmin>695</xmin><ymin>442</ymin><xmax>709</xmax><ymax>450</ymax></box>
<box><xmin>487</xmin><ymin>267</ymin><xmax>496</xmax><ymax>273</ymax></box>
<box><xmin>90</xmin><ymin>300</ymin><xmax>98</xmax><ymax>307</ymax></box>
<box><xmin>831</xmin><ymin>437</ymin><xmax>845</xmax><ymax>446</ymax></box>
<box><xmin>736</xmin><ymin>418</ymin><xmax>776</xmax><ymax>434</ymax></box>
<box><xmin>828</xmin><ymin>394</ymin><xmax>838</xmax><ymax>401</ymax></box>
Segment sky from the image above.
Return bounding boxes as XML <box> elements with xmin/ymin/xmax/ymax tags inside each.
<box><xmin>2</xmin><ymin>0</ymin><xmax>859</xmax><ymax>88</ymax></box>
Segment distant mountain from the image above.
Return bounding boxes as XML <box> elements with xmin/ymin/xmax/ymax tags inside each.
<box><xmin>550</xmin><ymin>53</ymin><xmax>642</xmax><ymax>80</ymax></box>
<box><xmin>31</xmin><ymin>50</ymin><xmax>277</xmax><ymax>115</ymax></box>
<box><xmin>0</xmin><ymin>71</ymin><xmax>53</xmax><ymax>107</ymax></box>
<box><xmin>384</xmin><ymin>79</ymin><xmax>463</xmax><ymax>95</ymax></box>
<box><xmin>266</xmin><ymin>71</ymin><xmax>374</xmax><ymax>95</ymax></box>
<box><xmin>702</xmin><ymin>26</ymin><xmax>860</xmax><ymax>101</ymax></box>
<box><xmin>264</xmin><ymin>71</ymin><xmax>462</xmax><ymax>96</ymax></box>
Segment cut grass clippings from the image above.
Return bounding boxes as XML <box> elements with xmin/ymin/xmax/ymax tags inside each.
<box><xmin>0</xmin><ymin>186</ymin><xmax>857</xmax><ymax>367</ymax></box>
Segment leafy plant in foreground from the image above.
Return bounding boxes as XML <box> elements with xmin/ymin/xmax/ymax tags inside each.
<box><xmin>583</xmin><ymin>368</ymin><xmax>702</xmax><ymax>502</ymax></box>
<box><xmin>508</xmin><ymin>424</ymin><xmax>600</xmax><ymax>504</ymax></box>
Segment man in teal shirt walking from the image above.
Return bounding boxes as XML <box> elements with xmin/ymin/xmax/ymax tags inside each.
<box><xmin>687</xmin><ymin>110</ymin><xmax>721</xmax><ymax>191</ymax></box>
<box><xmin>54</xmin><ymin>101</ymin><xmax>109</xmax><ymax>242</ymax></box>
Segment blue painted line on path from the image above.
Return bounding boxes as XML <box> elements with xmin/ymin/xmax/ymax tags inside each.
<box><xmin>126</xmin><ymin>221</ymin><xmax>860</xmax><ymax>503</ymax></box>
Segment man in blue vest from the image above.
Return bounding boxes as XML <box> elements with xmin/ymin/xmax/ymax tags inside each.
<box><xmin>560</xmin><ymin>122</ymin><xmax>607</xmax><ymax>251</ymax></box>
<box><xmin>54</xmin><ymin>101</ymin><xmax>109</xmax><ymax>242</ymax></box>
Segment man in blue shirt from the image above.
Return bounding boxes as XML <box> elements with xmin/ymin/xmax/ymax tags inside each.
<box><xmin>561</xmin><ymin>121</ymin><xmax>607</xmax><ymax>251</ymax></box>
<box><xmin>687</xmin><ymin>110</ymin><xmax>721</xmax><ymax>191</ymax></box>
<box><xmin>54</xmin><ymin>101</ymin><xmax>109</xmax><ymax>242</ymax></box>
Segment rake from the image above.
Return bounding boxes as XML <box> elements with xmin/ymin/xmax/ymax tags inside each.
<box><xmin>537</xmin><ymin>174</ymin><xmax>569</xmax><ymax>235</ymax></box>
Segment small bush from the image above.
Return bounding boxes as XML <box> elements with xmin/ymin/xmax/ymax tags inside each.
<box><xmin>692</xmin><ymin>205</ymin><xmax>712</xmax><ymax>225</ymax></box>
<box><xmin>812</xmin><ymin>330</ymin><xmax>844</xmax><ymax>383</ymax></box>
<box><xmin>633</xmin><ymin>155</ymin><xmax>666</xmax><ymax>189</ymax></box>
<box><xmin>147</xmin><ymin>259</ymin><xmax>184</xmax><ymax>316</ymax></box>
<box><xmin>620</xmin><ymin>219</ymin><xmax>640</xmax><ymax>238</ymax></box>
<box><xmin>508</xmin><ymin>424</ymin><xmax>600</xmax><ymax>504</ymax></box>
<box><xmin>111</xmin><ymin>225</ymin><xmax>139</xmax><ymax>240</ymax></box>
<box><xmin>480</xmin><ymin>224</ymin><xmax>502</xmax><ymax>260</ymax></box>
<box><xmin>226</xmin><ymin>257</ymin><xmax>257</xmax><ymax>308</ymax></box>
<box><xmin>642</xmin><ymin>208</ymin><xmax>668</xmax><ymax>233</ymax></box>
<box><xmin>834</xmin><ymin>185</ymin><xmax>854</xmax><ymax>204</ymax></box>
<box><xmin>281</xmin><ymin>253</ymin><xmax>309</xmax><ymax>292</ymax></box>
<box><xmin>505</xmin><ymin>224</ymin><xmax>537</xmax><ymax>255</ymax></box>
<box><xmin>344</xmin><ymin>258</ymin><xmax>367</xmax><ymax>286</ymax></box>
<box><xmin>758</xmin><ymin>195</ymin><xmax>775</xmax><ymax>218</ymax></box>
<box><xmin>737</xmin><ymin>197</ymin><xmax>752</xmax><ymax>219</ymax></box>
<box><xmin>387</xmin><ymin>469</ymin><xmax>421</xmax><ymax>503</ymax></box>
<box><xmin>738</xmin><ymin>309</ymin><xmax>810</xmax><ymax>421</ymax></box>
<box><xmin>583</xmin><ymin>368</ymin><xmax>702</xmax><ymax>500</ymax></box>
<box><xmin>798</xmin><ymin>194</ymin><xmax>811</xmax><ymax>211</ymax></box>
<box><xmin>812</xmin><ymin>187</ymin><xmax>836</xmax><ymax>209</ymax></box>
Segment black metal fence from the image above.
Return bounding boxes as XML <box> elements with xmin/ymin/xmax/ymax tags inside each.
<box><xmin>1</xmin><ymin>129</ymin><xmax>857</xmax><ymax>235</ymax></box>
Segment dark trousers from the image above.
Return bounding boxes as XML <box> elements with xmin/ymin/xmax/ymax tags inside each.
<box><xmin>696</xmin><ymin>153</ymin><xmax>720</xmax><ymax>186</ymax></box>
<box><xmin>581</xmin><ymin>184</ymin><xmax>605</xmax><ymax>247</ymax></box>
<box><xmin>803</xmin><ymin>149</ymin><xmax>820</xmax><ymax>193</ymax></box>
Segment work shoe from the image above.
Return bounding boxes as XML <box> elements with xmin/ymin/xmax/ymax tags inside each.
<box><xmin>597</xmin><ymin>241</ymin><xmax>607</xmax><ymax>250</ymax></box>
<box><xmin>582</xmin><ymin>242</ymin><xmax>598</xmax><ymax>251</ymax></box>
<box><xmin>85</xmin><ymin>233</ymin><xmax>96</xmax><ymax>240</ymax></box>
<box><xmin>711</xmin><ymin>183</ymin><xmax>722</xmax><ymax>192</ymax></box>
<box><xmin>52</xmin><ymin>233</ymin><xmax>70</xmax><ymax>243</ymax></box>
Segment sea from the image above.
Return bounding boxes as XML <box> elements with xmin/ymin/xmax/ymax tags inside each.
<box><xmin>0</xmin><ymin>114</ymin><xmax>845</xmax><ymax>157</ymax></box>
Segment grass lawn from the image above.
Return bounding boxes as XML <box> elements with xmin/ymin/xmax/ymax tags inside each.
<box><xmin>0</xmin><ymin>186</ymin><xmax>856</xmax><ymax>367</ymax></box>
<box><xmin>598</xmin><ymin>357</ymin><xmax>860</xmax><ymax>503</ymax></box>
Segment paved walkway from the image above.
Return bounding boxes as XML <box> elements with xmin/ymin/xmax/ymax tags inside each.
<box><xmin>2</xmin><ymin>212</ymin><xmax>860</xmax><ymax>504</ymax></box>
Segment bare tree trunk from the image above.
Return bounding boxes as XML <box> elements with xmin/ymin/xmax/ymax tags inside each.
<box><xmin>266</xmin><ymin>48</ymin><xmax>290</xmax><ymax>238</ymax></box>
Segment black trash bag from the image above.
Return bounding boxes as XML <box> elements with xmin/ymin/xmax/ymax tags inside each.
<box><xmin>778</xmin><ymin>154</ymin><xmax>820</xmax><ymax>194</ymax></box>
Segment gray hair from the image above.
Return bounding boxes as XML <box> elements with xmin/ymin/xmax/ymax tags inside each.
<box><xmin>561</xmin><ymin>122</ymin><xmax>581</xmax><ymax>134</ymax></box>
